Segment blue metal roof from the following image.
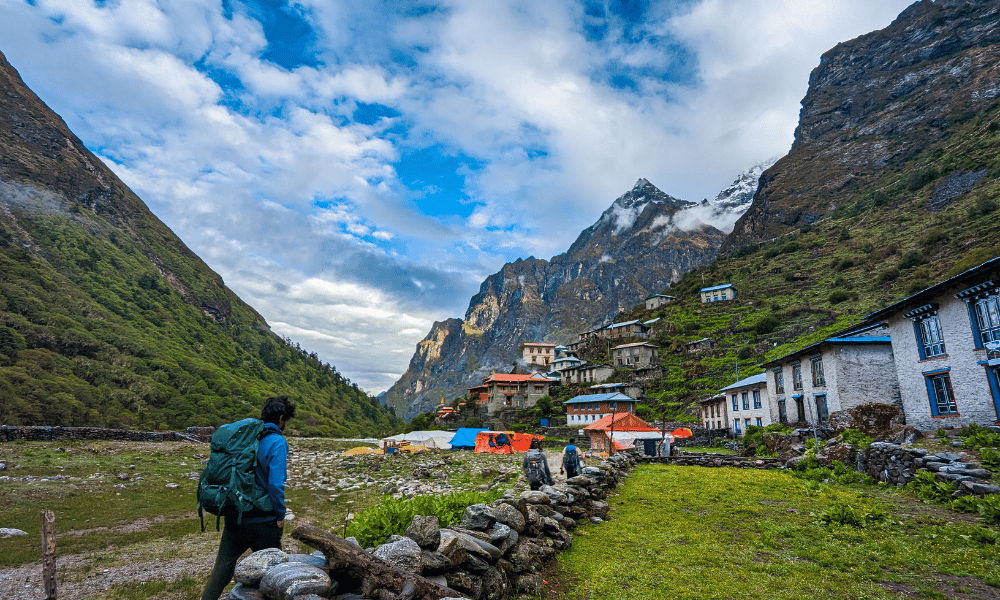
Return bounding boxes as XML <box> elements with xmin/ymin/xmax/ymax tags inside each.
<box><xmin>719</xmin><ymin>373</ymin><xmax>767</xmax><ymax>392</ymax></box>
<box><xmin>760</xmin><ymin>334</ymin><xmax>893</xmax><ymax>367</ymax></box>
<box><xmin>700</xmin><ymin>283</ymin><xmax>733</xmax><ymax>293</ymax></box>
<box><xmin>864</xmin><ymin>255</ymin><xmax>1000</xmax><ymax>320</ymax></box>
<box><xmin>563</xmin><ymin>392</ymin><xmax>635</xmax><ymax>404</ymax></box>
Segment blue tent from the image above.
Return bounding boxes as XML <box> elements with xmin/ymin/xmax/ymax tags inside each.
<box><xmin>449</xmin><ymin>427</ymin><xmax>487</xmax><ymax>450</ymax></box>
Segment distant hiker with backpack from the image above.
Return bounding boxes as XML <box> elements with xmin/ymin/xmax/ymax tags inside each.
<box><xmin>560</xmin><ymin>438</ymin><xmax>583</xmax><ymax>479</ymax></box>
<box><xmin>523</xmin><ymin>438</ymin><xmax>553</xmax><ymax>491</ymax></box>
<box><xmin>201</xmin><ymin>396</ymin><xmax>296</xmax><ymax>600</ymax></box>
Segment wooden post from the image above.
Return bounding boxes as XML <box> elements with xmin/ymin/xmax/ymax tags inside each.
<box><xmin>40</xmin><ymin>510</ymin><xmax>56</xmax><ymax>600</ymax></box>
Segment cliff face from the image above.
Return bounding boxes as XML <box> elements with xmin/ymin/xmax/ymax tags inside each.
<box><xmin>383</xmin><ymin>179</ymin><xmax>727</xmax><ymax>418</ymax></box>
<box><xmin>724</xmin><ymin>0</ymin><xmax>1000</xmax><ymax>251</ymax></box>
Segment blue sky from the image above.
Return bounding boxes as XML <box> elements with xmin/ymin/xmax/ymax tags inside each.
<box><xmin>0</xmin><ymin>0</ymin><xmax>912</xmax><ymax>392</ymax></box>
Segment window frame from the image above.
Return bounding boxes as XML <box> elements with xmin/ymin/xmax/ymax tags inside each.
<box><xmin>773</xmin><ymin>368</ymin><xmax>785</xmax><ymax>394</ymax></box>
<box><xmin>752</xmin><ymin>389</ymin><xmax>762</xmax><ymax>409</ymax></box>
<box><xmin>925</xmin><ymin>370</ymin><xmax>959</xmax><ymax>416</ymax></box>
<box><xmin>974</xmin><ymin>294</ymin><xmax>1000</xmax><ymax>344</ymax></box>
<box><xmin>811</xmin><ymin>356</ymin><xmax>825</xmax><ymax>387</ymax></box>
<box><xmin>792</xmin><ymin>362</ymin><xmax>803</xmax><ymax>391</ymax></box>
<box><xmin>741</xmin><ymin>391</ymin><xmax>749</xmax><ymax>410</ymax></box>
<box><xmin>777</xmin><ymin>399</ymin><xmax>787</xmax><ymax>423</ymax></box>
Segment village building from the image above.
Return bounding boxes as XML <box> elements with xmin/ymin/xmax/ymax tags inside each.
<box><xmin>612</xmin><ymin>341</ymin><xmax>659</xmax><ymax>369</ymax></box>
<box><xmin>521</xmin><ymin>342</ymin><xmax>557</xmax><ymax>367</ymax></box>
<box><xmin>581</xmin><ymin>412</ymin><xmax>659</xmax><ymax>452</ymax></box>
<box><xmin>697</xmin><ymin>393</ymin><xmax>729</xmax><ymax>430</ymax></box>
<box><xmin>564</xmin><ymin>392</ymin><xmax>637</xmax><ymax>427</ymax></box>
<box><xmin>719</xmin><ymin>373</ymin><xmax>769</xmax><ymax>436</ymax></box>
<box><xmin>550</xmin><ymin>355</ymin><xmax>585</xmax><ymax>372</ymax></box>
<box><xmin>560</xmin><ymin>363</ymin><xmax>615</xmax><ymax>385</ymax></box>
<box><xmin>759</xmin><ymin>323</ymin><xmax>900</xmax><ymax>428</ymax></box>
<box><xmin>645</xmin><ymin>293</ymin><xmax>676</xmax><ymax>310</ymax></box>
<box><xmin>685</xmin><ymin>337</ymin><xmax>715</xmax><ymax>354</ymax></box>
<box><xmin>466</xmin><ymin>372</ymin><xmax>552</xmax><ymax>415</ymax></box>
<box><xmin>601</xmin><ymin>319</ymin><xmax>650</xmax><ymax>339</ymax></box>
<box><xmin>700</xmin><ymin>283</ymin><xmax>736</xmax><ymax>303</ymax></box>
<box><xmin>589</xmin><ymin>381</ymin><xmax>645</xmax><ymax>401</ymax></box>
<box><xmin>861</xmin><ymin>256</ymin><xmax>1000</xmax><ymax>429</ymax></box>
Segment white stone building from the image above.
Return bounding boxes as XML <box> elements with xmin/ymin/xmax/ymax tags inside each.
<box><xmin>862</xmin><ymin>256</ymin><xmax>1000</xmax><ymax>430</ymax></box>
<box><xmin>759</xmin><ymin>324</ymin><xmax>900</xmax><ymax>427</ymax></box>
<box><xmin>719</xmin><ymin>373</ymin><xmax>769</xmax><ymax>436</ymax></box>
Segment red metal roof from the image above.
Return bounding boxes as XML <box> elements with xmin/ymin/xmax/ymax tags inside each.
<box><xmin>483</xmin><ymin>373</ymin><xmax>548</xmax><ymax>383</ymax></box>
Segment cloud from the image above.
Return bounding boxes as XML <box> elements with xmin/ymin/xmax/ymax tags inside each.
<box><xmin>0</xmin><ymin>0</ymin><xmax>913</xmax><ymax>391</ymax></box>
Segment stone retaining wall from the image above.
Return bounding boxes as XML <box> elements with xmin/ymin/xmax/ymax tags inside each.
<box><xmin>0</xmin><ymin>425</ymin><xmax>207</xmax><ymax>443</ymax></box>
<box><xmin>646</xmin><ymin>453</ymin><xmax>784</xmax><ymax>469</ymax></box>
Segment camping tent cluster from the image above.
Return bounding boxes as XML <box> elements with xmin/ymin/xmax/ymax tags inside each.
<box><xmin>370</xmin><ymin>428</ymin><xmax>545</xmax><ymax>454</ymax></box>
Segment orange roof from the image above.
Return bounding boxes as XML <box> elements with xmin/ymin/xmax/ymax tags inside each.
<box><xmin>583</xmin><ymin>412</ymin><xmax>658</xmax><ymax>432</ymax></box>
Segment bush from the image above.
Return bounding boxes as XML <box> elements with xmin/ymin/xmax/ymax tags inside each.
<box><xmin>839</xmin><ymin>429</ymin><xmax>874</xmax><ymax>449</ymax></box>
<box><xmin>908</xmin><ymin>471</ymin><xmax>956</xmax><ymax>504</ymax></box>
<box><xmin>950</xmin><ymin>495</ymin><xmax>982</xmax><ymax>514</ymax></box>
<box><xmin>754</xmin><ymin>315</ymin><xmax>780</xmax><ymax>335</ymax></box>
<box><xmin>346</xmin><ymin>489</ymin><xmax>503</xmax><ymax>548</ymax></box>
<box><xmin>814</xmin><ymin>501</ymin><xmax>892</xmax><ymax>528</ymax></box>
<box><xmin>962</xmin><ymin>423</ymin><xmax>1000</xmax><ymax>450</ymax></box>
<box><xmin>978</xmin><ymin>494</ymin><xmax>1000</xmax><ymax>527</ymax></box>
<box><xmin>828</xmin><ymin>290</ymin><xmax>851</xmax><ymax>304</ymax></box>
<box><xmin>898</xmin><ymin>249</ymin><xmax>925</xmax><ymax>270</ymax></box>
<box><xmin>907</xmin><ymin>166</ymin><xmax>939</xmax><ymax>190</ymax></box>
<box><xmin>980</xmin><ymin>448</ymin><xmax>1000</xmax><ymax>470</ymax></box>
<box><xmin>878</xmin><ymin>268</ymin><xmax>900</xmax><ymax>283</ymax></box>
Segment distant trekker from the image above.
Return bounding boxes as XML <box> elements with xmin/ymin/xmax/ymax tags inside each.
<box><xmin>523</xmin><ymin>438</ymin><xmax>553</xmax><ymax>490</ymax></box>
<box><xmin>560</xmin><ymin>437</ymin><xmax>583</xmax><ymax>479</ymax></box>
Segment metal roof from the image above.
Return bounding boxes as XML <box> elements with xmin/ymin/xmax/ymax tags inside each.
<box><xmin>864</xmin><ymin>254</ymin><xmax>1000</xmax><ymax>321</ymax></box>
<box><xmin>719</xmin><ymin>372</ymin><xmax>767</xmax><ymax>392</ymax></box>
<box><xmin>700</xmin><ymin>283</ymin><xmax>734</xmax><ymax>292</ymax></box>
<box><xmin>563</xmin><ymin>392</ymin><xmax>635</xmax><ymax>405</ymax></box>
<box><xmin>760</xmin><ymin>335</ymin><xmax>893</xmax><ymax>368</ymax></box>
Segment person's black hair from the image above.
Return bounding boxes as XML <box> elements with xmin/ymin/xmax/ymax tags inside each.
<box><xmin>530</xmin><ymin>438</ymin><xmax>541</xmax><ymax>450</ymax></box>
<box><xmin>261</xmin><ymin>396</ymin><xmax>296</xmax><ymax>425</ymax></box>
<box><xmin>569</xmin><ymin>438</ymin><xmax>576</xmax><ymax>444</ymax></box>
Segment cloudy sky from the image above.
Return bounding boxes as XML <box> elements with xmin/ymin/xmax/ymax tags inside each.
<box><xmin>0</xmin><ymin>0</ymin><xmax>912</xmax><ymax>393</ymax></box>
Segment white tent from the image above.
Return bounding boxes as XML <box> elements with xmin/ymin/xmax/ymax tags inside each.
<box><xmin>610</xmin><ymin>431</ymin><xmax>672</xmax><ymax>456</ymax></box>
<box><xmin>380</xmin><ymin>430</ymin><xmax>455</xmax><ymax>450</ymax></box>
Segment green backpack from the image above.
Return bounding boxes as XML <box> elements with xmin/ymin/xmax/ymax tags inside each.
<box><xmin>197</xmin><ymin>418</ymin><xmax>274</xmax><ymax>531</ymax></box>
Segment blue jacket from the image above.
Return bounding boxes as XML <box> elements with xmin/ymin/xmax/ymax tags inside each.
<box><xmin>244</xmin><ymin>422</ymin><xmax>288</xmax><ymax>523</ymax></box>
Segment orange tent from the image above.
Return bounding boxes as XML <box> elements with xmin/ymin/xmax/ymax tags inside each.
<box><xmin>509</xmin><ymin>432</ymin><xmax>545</xmax><ymax>452</ymax></box>
<box><xmin>474</xmin><ymin>431</ymin><xmax>545</xmax><ymax>453</ymax></box>
<box><xmin>671</xmin><ymin>427</ymin><xmax>693</xmax><ymax>438</ymax></box>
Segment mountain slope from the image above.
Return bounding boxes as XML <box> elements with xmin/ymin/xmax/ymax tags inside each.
<box><xmin>383</xmin><ymin>178</ymin><xmax>728</xmax><ymax>419</ymax></box>
<box><xmin>0</xmin><ymin>50</ymin><xmax>402</xmax><ymax>436</ymax></box>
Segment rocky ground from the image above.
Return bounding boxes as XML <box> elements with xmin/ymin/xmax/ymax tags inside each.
<box><xmin>0</xmin><ymin>439</ymin><xmax>575</xmax><ymax>600</ymax></box>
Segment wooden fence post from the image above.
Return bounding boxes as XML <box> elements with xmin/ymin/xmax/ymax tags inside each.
<box><xmin>40</xmin><ymin>510</ymin><xmax>56</xmax><ymax>600</ymax></box>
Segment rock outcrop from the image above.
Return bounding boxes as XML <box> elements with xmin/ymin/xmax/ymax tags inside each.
<box><xmin>724</xmin><ymin>0</ymin><xmax>1000</xmax><ymax>251</ymax></box>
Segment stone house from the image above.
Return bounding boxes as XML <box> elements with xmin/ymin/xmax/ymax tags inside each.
<box><xmin>698</xmin><ymin>393</ymin><xmax>729</xmax><ymax>431</ymax></box>
<box><xmin>612</xmin><ymin>341</ymin><xmax>659</xmax><ymax>368</ymax></box>
<box><xmin>645</xmin><ymin>294</ymin><xmax>676</xmax><ymax>310</ymax></box>
<box><xmin>564</xmin><ymin>392</ymin><xmax>637</xmax><ymax>427</ymax></box>
<box><xmin>700</xmin><ymin>283</ymin><xmax>736</xmax><ymax>303</ymax></box>
<box><xmin>589</xmin><ymin>381</ymin><xmax>645</xmax><ymax>401</ymax></box>
<box><xmin>862</xmin><ymin>256</ymin><xmax>1000</xmax><ymax>429</ymax></box>
<box><xmin>759</xmin><ymin>323</ymin><xmax>900</xmax><ymax>428</ymax></box>
<box><xmin>685</xmin><ymin>337</ymin><xmax>715</xmax><ymax>354</ymax></box>
<box><xmin>560</xmin><ymin>363</ymin><xmax>614</xmax><ymax>385</ymax></box>
<box><xmin>550</xmin><ymin>355</ymin><xmax>584</xmax><ymax>373</ymax></box>
<box><xmin>719</xmin><ymin>373</ymin><xmax>769</xmax><ymax>436</ymax></box>
<box><xmin>467</xmin><ymin>372</ymin><xmax>551</xmax><ymax>415</ymax></box>
<box><xmin>521</xmin><ymin>342</ymin><xmax>556</xmax><ymax>367</ymax></box>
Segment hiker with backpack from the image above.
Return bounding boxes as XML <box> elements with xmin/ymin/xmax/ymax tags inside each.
<box><xmin>522</xmin><ymin>438</ymin><xmax>553</xmax><ymax>491</ymax></box>
<box><xmin>559</xmin><ymin>438</ymin><xmax>583</xmax><ymax>479</ymax></box>
<box><xmin>201</xmin><ymin>396</ymin><xmax>296</xmax><ymax>600</ymax></box>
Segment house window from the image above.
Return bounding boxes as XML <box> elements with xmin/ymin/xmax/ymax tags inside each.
<box><xmin>792</xmin><ymin>363</ymin><xmax>803</xmax><ymax>390</ymax></box>
<box><xmin>794</xmin><ymin>396</ymin><xmax>805</xmax><ymax>422</ymax></box>
<box><xmin>734</xmin><ymin>419</ymin><xmax>741</xmax><ymax>435</ymax></box>
<box><xmin>914</xmin><ymin>314</ymin><xmax>946</xmax><ymax>359</ymax></box>
<box><xmin>974</xmin><ymin>295</ymin><xmax>1000</xmax><ymax>344</ymax></box>
<box><xmin>609</xmin><ymin>402</ymin><xmax>618</xmax><ymax>411</ymax></box>
<box><xmin>732</xmin><ymin>394</ymin><xmax>739</xmax><ymax>412</ymax></box>
<box><xmin>811</xmin><ymin>357</ymin><xmax>825</xmax><ymax>387</ymax></box>
<box><xmin>925</xmin><ymin>371</ymin><xmax>958</xmax><ymax>416</ymax></box>
<box><xmin>744</xmin><ymin>418</ymin><xmax>751</xmax><ymax>429</ymax></box>
<box><xmin>742</xmin><ymin>391</ymin><xmax>749</xmax><ymax>410</ymax></box>
<box><xmin>756</xmin><ymin>417</ymin><xmax>762</xmax><ymax>427</ymax></box>
<box><xmin>777</xmin><ymin>399</ymin><xmax>787</xmax><ymax>423</ymax></box>
<box><xmin>752</xmin><ymin>389</ymin><xmax>762</xmax><ymax>409</ymax></box>
<box><xmin>774</xmin><ymin>368</ymin><xmax>785</xmax><ymax>393</ymax></box>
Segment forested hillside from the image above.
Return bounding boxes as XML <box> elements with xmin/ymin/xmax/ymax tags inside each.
<box><xmin>0</xmin><ymin>51</ymin><xmax>402</xmax><ymax>437</ymax></box>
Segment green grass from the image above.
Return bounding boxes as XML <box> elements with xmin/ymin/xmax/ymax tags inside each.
<box><xmin>553</xmin><ymin>465</ymin><xmax>1000</xmax><ymax>600</ymax></box>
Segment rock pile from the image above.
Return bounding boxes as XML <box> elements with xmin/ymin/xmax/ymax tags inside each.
<box><xmin>232</xmin><ymin>454</ymin><xmax>637</xmax><ymax>600</ymax></box>
<box><xmin>649</xmin><ymin>455</ymin><xmax>782</xmax><ymax>469</ymax></box>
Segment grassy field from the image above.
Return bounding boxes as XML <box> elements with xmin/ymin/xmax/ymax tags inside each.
<box><xmin>552</xmin><ymin>464</ymin><xmax>1000</xmax><ymax>600</ymax></box>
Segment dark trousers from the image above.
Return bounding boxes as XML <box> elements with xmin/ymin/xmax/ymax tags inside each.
<box><xmin>201</xmin><ymin>520</ymin><xmax>282</xmax><ymax>600</ymax></box>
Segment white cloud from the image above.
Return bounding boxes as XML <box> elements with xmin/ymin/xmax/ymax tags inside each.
<box><xmin>0</xmin><ymin>0</ymin><xmax>915</xmax><ymax>391</ymax></box>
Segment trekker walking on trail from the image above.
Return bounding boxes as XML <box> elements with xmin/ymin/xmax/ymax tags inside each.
<box><xmin>201</xmin><ymin>396</ymin><xmax>295</xmax><ymax>600</ymax></box>
<box><xmin>523</xmin><ymin>438</ymin><xmax>553</xmax><ymax>490</ymax></box>
<box><xmin>560</xmin><ymin>437</ymin><xmax>583</xmax><ymax>479</ymax></box>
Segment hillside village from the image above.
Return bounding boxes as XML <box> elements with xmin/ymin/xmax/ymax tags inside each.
<box><xmin>436</xmin><ymin>254</ymin><xmax>1000</xmax><ymax>447</ymax></box>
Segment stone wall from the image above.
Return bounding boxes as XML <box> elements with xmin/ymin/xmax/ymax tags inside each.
<box><xmin>0</xmin><ymin>425</ymin><xmax>209</xmax><ymax>443</ymax></box>
<box><xmin>235</xmin><ymin>453</ymin><xmax>640</xmax><ymax>600</ymax></box>
<box><xmin>646</xmin><ymin>454</ymin><xmax>783</xmax><ymax>469</ymax></box>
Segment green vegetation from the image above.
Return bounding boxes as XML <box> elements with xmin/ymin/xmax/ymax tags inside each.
<box><xmin>0</xmin><ymin>205</ymin><xmax>401</xmax><ymax>436</ymax></box>
<box><xmin>554</xmin><ymin>464</ymin><xmax>1000</xmax><ymax>600</ymax></box>
<box><xmin>345</xmin><ymin>489</ymin><xmax>503</xmax><ymax>548</ymax></box>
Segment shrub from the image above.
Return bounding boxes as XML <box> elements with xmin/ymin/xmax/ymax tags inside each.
<box><xmin>908</xmin><ymin>470</ymin><xmax>956</xmax><ymax>504</ymax></box>
<box><xmin>828</xmin><ymin>290</ymin><xmax>851</xmax><ymax>304</ymax></box>
<box><xmin>968</xmin><ymin>198</ymin><xmax>997</xmax><ymax>219</ymax></box>
<box><xmin>979</xmin><ymin>448</ymin><xmax>1000</xmax><ymax>470</ymax></box>
<box><xmin>754</xmin><ymin>315</ymin><xmax>780</xmax><ymax>335</ymax></box>
<box><xmin>878</xmin><ymin>268</ymin><xmax>899</xmax><ymax>283</ymax></box>
<box><xmin>921</xmin><ymin>226</ymin><xmax>950</xmax><ymax>248</ymax></box>
<box><xmin>839</xmin><ymin>429</ymin><xmax>874</xmax><ymax>450</ymax></box>
<box><xmin>907</xmin><ymin>166</ymin><xmax>939</xmax><ymax>190</ymax></box>
<box><xmin>346</xmin><ymin>489</ymin><xmax>502</xmax><ymax>548</ymax></box>
<box><xmin>972</xmin><ymin>526</ymin><xmax>999</xmax><ymax>545</ymax></box>
<box><xmin>898</xmin><ymin>249</ymin><xmax>925</xmax><ymax>270</ymax></box>
<box><xmin>978</xmin><ymin>494</ymin><xmax>1000</xmax><ymax>527</ymax></box>
<box><xmin>949</xmin><ymin>495</ymin><xmax>982</xmax><ymax>514</ymax></box>
<box><xmin>961</xmin><ymin>423</ymin><xmax>1000</xmax><ymax>450</ymax></box>
<box><xmin>814</xmin><ymin>501</ymin><xmax>892</xmax><ymax>528</ymax></box>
